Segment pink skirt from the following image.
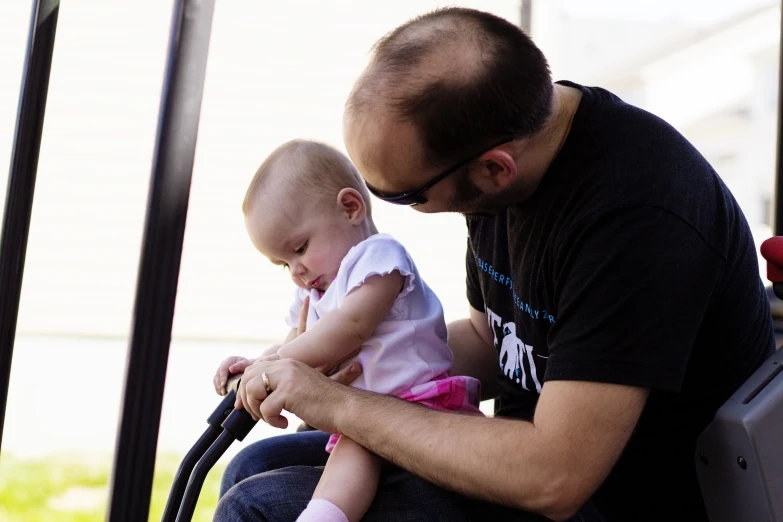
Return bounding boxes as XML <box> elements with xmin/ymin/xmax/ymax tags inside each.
<box><xmin>325</xmin><ymin>374</ymin><xmax>482</xmax><ymax>453</ymax></box>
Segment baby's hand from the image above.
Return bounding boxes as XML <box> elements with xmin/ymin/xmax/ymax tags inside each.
<box><xmin>214</xmin><ymin>356</ymin><xmax>254</xmax><ymax>396</ymax></box>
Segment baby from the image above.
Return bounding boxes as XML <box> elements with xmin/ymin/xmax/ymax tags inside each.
<box><xmin>214</xmin><ymin>139</ymin><xmax>482</xmax><ymax>522</ymax></box>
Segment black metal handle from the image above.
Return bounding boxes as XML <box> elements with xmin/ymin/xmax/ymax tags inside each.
<box><xmin>174</xmin><ymin>430</ymin><xmax>235</xmax><ymax>522</ymax></box>
<box><xmin>160</xmin><ymin>424</ymin><xmax>222</xmax><ymax>522</ymax></box>
<box><xmin>161</xmin><ymin>390</ymin><xmax>238</xmax><ymax>522</ymax></box>
<box><xmin>221</xmin><ymin>407</ymin><xmax>258</xmax><ymax>442</ymax></box>
<box><xmin>208</xmin><ymin>389</ymin><xmax>240</xmax><ymax>428</ymax></box>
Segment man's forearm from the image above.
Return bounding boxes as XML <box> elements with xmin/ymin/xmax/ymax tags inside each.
<box><xmin>340</xmin><ymin>390</ymin><xmax>565</xmax><ymax>518</ymax></box>
<box><xmin>447</xmin><ymin>319</ymin><xmax>500</xmax><ymax>400</ymax></box>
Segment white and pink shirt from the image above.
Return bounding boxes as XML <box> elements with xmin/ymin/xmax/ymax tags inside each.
<box><xmin>285</xmin><ymin>233</ymin><xmax>457</xmax><ymax>397</ymax></box>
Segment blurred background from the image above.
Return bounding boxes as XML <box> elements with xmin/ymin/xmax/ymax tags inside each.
<box><xmin>0</xmin><ymin>0</ymin><xmax>780</xmax><ymax>520</ymax></box>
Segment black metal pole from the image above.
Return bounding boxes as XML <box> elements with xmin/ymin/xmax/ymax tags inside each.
<box><xmin>106</xmin><ymin>1</ymin><xmax>215</xmax><ymax>520</ymax></box>
<box><xmin>0</xmin><ymin>0</ymin><xmax>59</xmax><ymax>454</ymax></box>
<box><xmin>520</xmin><ymin>0</ymin><xmax>533</xmax><ymax>34</ymax></box>
<box><xmin>774</xmin><ymin>4</ymin><xmax>783</xmax><ymax>236</ymax></box>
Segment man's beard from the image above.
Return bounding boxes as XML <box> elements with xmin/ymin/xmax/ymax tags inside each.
<box><xmin>451</xmin><ymin>168</ymin><xmax>507</xmax><ymax>218</ymax></box>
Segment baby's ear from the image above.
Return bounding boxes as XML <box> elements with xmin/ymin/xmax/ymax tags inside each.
<box><xmin>337</xmin><ymin>188</ymin><xmax>366</xmax><ymax>223</ymax></box>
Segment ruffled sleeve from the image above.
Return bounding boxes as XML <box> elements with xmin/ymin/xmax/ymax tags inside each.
<box><xmin>341</xmin><ymin>234</ymin><xmax>416</xmax><ymax>299</ymax></box>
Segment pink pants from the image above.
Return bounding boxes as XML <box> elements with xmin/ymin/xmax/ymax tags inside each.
<box><xmin>326</xmin><ymin>374</ymin><xmax>482</xmax><ymax>452</ymax></box>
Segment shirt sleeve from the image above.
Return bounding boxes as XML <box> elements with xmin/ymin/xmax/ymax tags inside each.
<box><xmin>545</xmin><ymin>205</ymin><xmax>725</xmax><ymax>392</ymax></box>
<box><xmin>342</xmin><ymin>235</ymin><xmax>417</xmax><ymax>299</ymax></box>
<box><xmin>465</xmin><ymin>236</ymin><xmax>485</xmax><ymax>312</ymax></box>
<box><xmin>284</xmin><ymin>287</ymin><xmax>307</xmax><ymax>330</ymax></box>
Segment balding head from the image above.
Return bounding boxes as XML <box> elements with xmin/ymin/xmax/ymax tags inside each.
<box><xmin>346</xmin><ymin>7</ymin><xmax>553</xmax><ymax>171</ymax></box>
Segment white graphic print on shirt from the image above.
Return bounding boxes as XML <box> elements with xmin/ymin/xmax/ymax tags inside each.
<box><xmin>487</xmin><ymin>305</ymin><xmax>542</xmax><ymax>393</ymax></box>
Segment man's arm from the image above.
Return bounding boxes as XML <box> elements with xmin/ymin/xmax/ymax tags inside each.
<box><xmin>343</xmin><ymin>379</ymin><xmax>648</xmax><ymax>521</ymax></box>
<box><xmin>276</xmin><ymin>272</ymin><xmax>405</xmax><ymax>368</ymax></box>
<box><xmin>241</xmin><ymin>358</ymin><xmax>647</xmax><ymax>521</ymax></box>
<box><xmin>447</xmin><ymin>306</ymin><xmax>500</xmax><ymax>400</ymax></box>
<box><xmin>242</xmin><ymin>208</ymin><xmax>716</xmax><ymax>519</ymax></box>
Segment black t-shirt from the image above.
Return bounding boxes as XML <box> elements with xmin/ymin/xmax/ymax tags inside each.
<box><xmin>466</xmin><ymin>81</ymin><xmax>776</xmax><ymax>522</ymax></box>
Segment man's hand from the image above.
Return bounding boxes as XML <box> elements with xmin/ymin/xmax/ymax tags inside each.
<box><xmin>213</xmin><ymin>294</ymin><xmax>312</xmax><ymax>396</ymax></box>
<box><xmin>233</xmin><ymin>291</ymin><xmax>363</xmax><ymax>418</ymax></box>
<box><xmin>235</xmin><ymin>357</ymin><xmax>361</xmax><ymax>432</ymax></box>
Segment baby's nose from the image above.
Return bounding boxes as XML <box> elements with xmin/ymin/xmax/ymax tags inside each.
<box><xmin>291</xmin><ymin>262</ymin><xmax>307</xmax><ymax>276</ymax></box>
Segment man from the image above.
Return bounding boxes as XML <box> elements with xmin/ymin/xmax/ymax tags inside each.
<box><xmin>215</xmin><ymin>7</ymin><xmax>775</xmax><ymax>522</ymax></box>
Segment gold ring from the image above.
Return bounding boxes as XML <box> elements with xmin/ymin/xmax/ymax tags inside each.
<box><xmin>261</xmin><ymin>372</ymin><xmax>271</xmax><ymax>394</ymax></box>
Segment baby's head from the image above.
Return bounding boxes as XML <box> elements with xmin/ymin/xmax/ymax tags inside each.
<box><xmin>243</xmin><ymin>139</ymin><xmax>376</xmax><ymax>292</ymax></box>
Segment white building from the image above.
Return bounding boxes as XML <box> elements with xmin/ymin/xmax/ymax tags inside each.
<box><xmin>578</xmin><ymin>5</ymin><xmax>781</xmax><ymax>248</ymax></box>
<box><xmin>0</xmin><ymin>1</ymin><xmax>779</xmax><ymax>460</ymax></box>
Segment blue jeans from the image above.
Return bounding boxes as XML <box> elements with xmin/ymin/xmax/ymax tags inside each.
<box><xmin>214</xmin><ymin>431</ymin><xmax>604</xmax><ymax>522</ymax></box>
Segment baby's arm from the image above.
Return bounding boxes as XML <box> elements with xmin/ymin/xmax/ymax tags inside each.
<box><xmin>215</xmin><ymin>295</ymin><xmax>308</xmax><ymax>395</ymax></box>
<box><xmin>258</xmin><ymin>327</ymin><xmax>298</xmax><ymax>357</ymax></box>
<box><xmin>232</xmin><ymin>327</ymin><xmax>296</xmax><ymax>371</ymax></box>
<box><xmin>277</xmin><ymin>271</ymin><xmax>405</xmax><ymax>369</ymax></box>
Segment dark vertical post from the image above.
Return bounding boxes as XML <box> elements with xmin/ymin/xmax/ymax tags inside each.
<box><xmin>774</xmin><ymin>4</ymin><xmax>783</xmax><ymax>235</ymax></box>
<box><xmin>106</xmin><ymin>1</ymin><xmax>215</xmax><ymax>520</ymax></box>
<box><xmin>520</xmin><ymin>0</ymin><xmax>533</xmax><ymax>34</ymax></box>
<box><xmin>0</xmin><ymin>0</ymin><xmax>59</xmax><ymax>453</ymax></box>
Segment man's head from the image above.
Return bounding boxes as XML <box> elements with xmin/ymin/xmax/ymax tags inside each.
<box><xmin>243</xmin><ymin>140</ymin><xmax>374</xmax><ymax>292</ymax></box>
<box><xmin>343</xmin><ymin>7</ymin><xmax>554</xmax><ymax>214</ymax></box>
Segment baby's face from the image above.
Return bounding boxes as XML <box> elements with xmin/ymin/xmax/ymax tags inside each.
<box><xmin>245</xmin><ymin>190</ymin><xmax>362</xmax><ymax>293</ymax></box>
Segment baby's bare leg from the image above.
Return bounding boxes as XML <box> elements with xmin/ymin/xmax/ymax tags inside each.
<box><xmin>314</xmin><ymin>436</ymin><xmax>382</xmax><ymax>522</ymax></box>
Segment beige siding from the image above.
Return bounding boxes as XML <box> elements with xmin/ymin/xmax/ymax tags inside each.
<box><xmin>0</xmin><ymin>1</ymin><xmax>522</xmax><ymax>342</ymax></box>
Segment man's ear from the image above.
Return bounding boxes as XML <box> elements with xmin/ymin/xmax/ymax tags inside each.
<box><xmin>472</xmin><ymin>150</ymin><xmax>517</xmax><ymax>192</ymax></box>
<box><xmin>336</xmin><ymin>188</ymin><xmax>366</xmax><ymax>224</ymax></box>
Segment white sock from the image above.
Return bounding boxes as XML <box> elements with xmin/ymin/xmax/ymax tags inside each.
<box><xmin>296</xmin><ymin>498</ymin><xmax>349</xmax><ymax>522</ymax></box>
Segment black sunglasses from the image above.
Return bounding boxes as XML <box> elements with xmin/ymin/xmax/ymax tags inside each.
<box><xmin>365</xmin><ymin>136</ymin><xmax>515</xmax><ymax>205</ymax></box>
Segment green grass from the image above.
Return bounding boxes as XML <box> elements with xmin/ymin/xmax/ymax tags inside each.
<box><xmin>0</xmin><ymin>453</ymin><xmax>225</xmax><ymax>522</ymax></box>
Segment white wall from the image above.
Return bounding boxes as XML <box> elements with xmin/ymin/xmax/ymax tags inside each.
<box><xmin>593</xmin><ymin>6</ymin><xmax>780</xmax><ymax>261</ymax></box>
<box><xmin>2</xmin><ymin>1</ymin><xmax>777</xmax><ymax>343</ymax></box>
<box><xmin>0</xmin><ymin>1</ymin><xmax>524</xmax><ymax>343</ymax></box>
